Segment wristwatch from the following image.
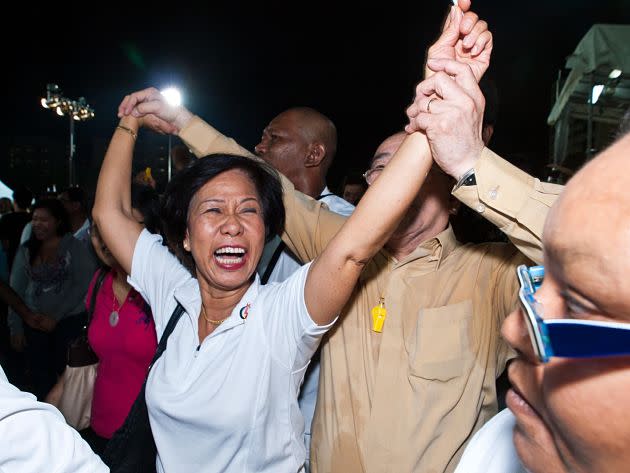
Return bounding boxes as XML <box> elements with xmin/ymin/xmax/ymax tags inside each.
<box><xmin>453</xmin><ymin>168</ymin><xmax>476</xmax><ymax>191</ymax></box>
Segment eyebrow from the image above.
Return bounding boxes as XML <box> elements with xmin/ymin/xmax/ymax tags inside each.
<box><xmin>199</xmin><ymin>197</ymin><xmax>260</xmax><ymax>205</ymax></box>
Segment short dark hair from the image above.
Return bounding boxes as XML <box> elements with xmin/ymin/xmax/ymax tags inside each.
<box><xmin>131</xmin><ymin>183</ymin><xmax>162</xmax><ymax>235</ymax></box>
<box><xmin>13</xmin><ymin>185</ymin><xmax>33</xmax><ymax>210</ymax></box>
<box><xmin>161</xmin><ymin>154</ymin><xmax>285</xmax><ymax>274</ymax></box>
<box><xmin>60</xmin><ymin>186</ymin><xmax>87</xmax><ymax>210</ymax></box>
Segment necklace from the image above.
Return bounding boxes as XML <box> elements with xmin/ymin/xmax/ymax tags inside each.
<box><xmin>110</xmin><ymin>276</ymin><xmax>130</xmax><ymax>327</ymax></box>
<box><xmin>201</xmin><ymin>305</ymin><xmax>231</xmax><ymax>326</ymax></box>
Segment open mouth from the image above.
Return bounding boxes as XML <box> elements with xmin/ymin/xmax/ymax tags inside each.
<box><xmin>214</xmin><ymin>246</ymin><xmax>247</xmax><ymax>268</ymax></box>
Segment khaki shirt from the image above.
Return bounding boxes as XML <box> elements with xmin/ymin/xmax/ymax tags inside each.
<box><xmin>180</xmin><ymin>117</ymin><xmax>562</xmax><ymax>473</ymax></box>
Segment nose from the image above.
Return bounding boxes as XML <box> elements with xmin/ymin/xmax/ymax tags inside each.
<box><xmin>220</xmin><ymin>213</ymin><xmax>243</xmax><ymax>237</ymax></box>
<box><xmin>501</xmin><ymin>307</ymin><xmax>538</xmax><ymax>364</ymax></box>
<box><xmin>254</xmin><ymin>139</ymin><xmax>266</xmax><ymax>156</ymax></box>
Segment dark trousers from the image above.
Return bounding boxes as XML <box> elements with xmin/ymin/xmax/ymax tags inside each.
<box><xmin>23</xmin><ymin>312</ymin><xmax>86</xmax><ymax>400</ymax></box>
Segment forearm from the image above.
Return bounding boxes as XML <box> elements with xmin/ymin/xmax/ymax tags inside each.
<box><xmin>93</xmin><ymin>117</ymin><xmax>143</xmax><ymax>274</ymax></box>
<box><xmin>178</xmin><ymin>115</ymin><xmax>255</xmax><ymax>159</ymax></box>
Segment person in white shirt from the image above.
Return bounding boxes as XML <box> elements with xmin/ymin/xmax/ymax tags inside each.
<box><xmin>0</xmin><ymin>364</ymin><xmax>108</xmax><ymax>473</ymax></box>
<box><xmin>93</xmin><ymin>78</ymin><xmax>438</xmax><ymax>471</ymax></box>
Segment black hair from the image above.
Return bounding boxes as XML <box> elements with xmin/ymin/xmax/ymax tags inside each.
<box><xmin>26</xmin><ymin>198</ymin><xmax>71</xmax><ymax>264</ymax></box>
<box><xmin>131</xmin><ymin>183</ymin><xmax>162</xmax><ymax>236</ymax></box>
<box><xmin>60</xmin><ymin>186</ymin><xmax>87</xmax><ymax>210</ymax></box>
<box><xmin>13</xmin><ymin>185</ymin><xmax>33</xmax><ymax>210</ymax></box>
<box><xmin>161</xmin><ymin>154</ymin><xmax>285</xmax><ymax>275</ymax></box>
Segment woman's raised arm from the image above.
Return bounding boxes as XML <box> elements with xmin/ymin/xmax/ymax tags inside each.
<box><xmin>92</xmin><ymin>116</ymin><xmax>144</xmax><ymax>276</ymax></box>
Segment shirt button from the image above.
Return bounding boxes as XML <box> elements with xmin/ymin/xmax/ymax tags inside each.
<box><xmin>488</xmin><ymin>187</ymin><xmax>498</xmax><ymax>200</ymax></box>
<box><xmin>476</xmin><ymin>203</ymin><xmax>486</xmax><ymax>213</ymax></box>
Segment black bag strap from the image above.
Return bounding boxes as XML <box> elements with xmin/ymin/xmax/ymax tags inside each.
<box><xmin>87</xmin><ymin>267</ymin><xmax>108</xmax><ymax>327</ymax></box>
<box><xmin>261</xmin><ymin>190</ymin><xmax>332</xmax><ymax>285</ymax></box>
<box><xmin>147</xmin><ymin>302</ymin><xmax>185</xmax><ymax>372</ymax></box>
<box><xmin>261</xmin><ymin>240</ymin><xmax>286</xmax><ymax>285</ymax></box>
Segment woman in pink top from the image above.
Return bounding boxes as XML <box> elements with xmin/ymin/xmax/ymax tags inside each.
<box><xmin>80</xmin><ymin>184</ymin><xmax>160</xmax><ymax>454</ymax></box>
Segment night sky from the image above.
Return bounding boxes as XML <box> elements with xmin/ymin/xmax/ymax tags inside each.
<box><xmin>3</xmin><ymin>1</ymin><xmax>630</xmax><ymax>192</ymax></box>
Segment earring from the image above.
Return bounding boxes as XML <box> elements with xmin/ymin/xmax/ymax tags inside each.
<box><xmin>183</xmin><ymin>241</ymin><xmax>190</xmax><ymax>251</ymax></box>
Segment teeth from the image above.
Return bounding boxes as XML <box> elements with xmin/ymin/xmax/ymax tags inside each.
<box><xmin>216</xmin><ymin>256</ymin><xmax>244</xmax><ymax>263</ymax></box>
<box><xmin>215</xmin><ymin>247</ymin><xmax>245</xmax><ymax>255</ymax></box>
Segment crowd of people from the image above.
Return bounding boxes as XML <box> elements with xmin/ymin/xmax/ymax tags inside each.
<box><xmin>1</xmin><ymin>2</ymin><xmax>629</xmax><ymax>473</ymax></box>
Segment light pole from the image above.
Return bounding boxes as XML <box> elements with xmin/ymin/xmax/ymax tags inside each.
<box><xmin>41</xmin><ymin>84</ymin><xmax>95</xmax><ymax>186</ymax></box>
<box><xmin>160</xmin><ymin>87</ymin><xmax>182</xmax><ymax>181</ymax></box>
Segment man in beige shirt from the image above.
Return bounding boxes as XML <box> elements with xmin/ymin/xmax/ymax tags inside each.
<box><xmin>118</xmin><ymin>5</ymin><xmax>562</xmax><ymax>473</ymax></box>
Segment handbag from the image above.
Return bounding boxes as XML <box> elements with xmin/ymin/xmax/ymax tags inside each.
<box><xmin>102</xmin><ymin>302</ymin><xmax>185</xmax><ymax>473</ymax></box>
<box><xmin>56</xmin><ymin>268</ymin><xmax>107</xmax><ymax>430</ymax></box>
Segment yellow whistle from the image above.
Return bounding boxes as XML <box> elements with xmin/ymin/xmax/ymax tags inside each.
<box><xmin>144</xmin><ymin>167</ymin><xmax>152</xmax><ymax>181</ymax></box>
<box><xmin>371</xmin><ymin>297</ymin><xmax>387</xmax><ymax>333</ymax></box>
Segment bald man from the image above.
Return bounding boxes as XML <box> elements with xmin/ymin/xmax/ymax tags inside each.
<box><xmin>255</xmin><ymin>107</ymin><xmax>354</xmax><ymax>280</ymax></box>
<box><xmin>254</xmin><ymin>107</ymin><xmax>354</xmax><ymax>470</ymax></box>
<box><xmin>457</xmin><ymin>127</ymin><xmax>630</xmax><ymax>473</ymax></box>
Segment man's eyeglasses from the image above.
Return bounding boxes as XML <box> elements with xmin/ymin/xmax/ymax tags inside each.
<box><xmin>362</xmin><ymin>162</ymin><xmax>450</xmax><ymax>186</ymax></box>
<box><xmin>362</xmin><ymin>165</ymin><xmax>385</xmax><ymax>185</ymax></box>
<box><xmin>517</xmin><ymin>265</ymin><xmax>630</xmax><ymax>363</ymax></box>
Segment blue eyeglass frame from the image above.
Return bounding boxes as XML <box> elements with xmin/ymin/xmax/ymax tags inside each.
<box><xmin>517</xmin><ymin>264</ymin><xmax>630</xmax><ymax>363</ymax></box>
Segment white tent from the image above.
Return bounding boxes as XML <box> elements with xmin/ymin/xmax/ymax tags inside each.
<box><xmin>0</xmin><ymin>179</ymin><xmax>12</xmax><ymax>200</ymax></box>
<box><xmin>547</xmin><ymin>24</ymin><xmax>630</xmax><ymax>178</ymax></box>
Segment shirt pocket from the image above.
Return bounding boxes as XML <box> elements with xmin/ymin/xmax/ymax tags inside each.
<box><xmin>406</xmin><ymin>300</ymin><xmax>473</xmax><ymax>381</ymax></box>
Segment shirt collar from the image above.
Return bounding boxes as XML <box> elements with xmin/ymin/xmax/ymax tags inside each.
<box><xmin>393</xmin><ymin>225</ymin><xmax>459</xmax><ymax>270</ymax></box>
<box><xmin>173</xmin><ymin>273</ymin><xmax>262</xmax><ymax>336</ymax></box>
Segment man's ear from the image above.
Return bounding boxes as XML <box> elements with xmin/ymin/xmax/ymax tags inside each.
<box><xmin>304</xmin><ymin>143</ymin><xmax>326</xmax><ymax>168</ymax></box>
<box><xmin>482</xmin><ymin>124</ymin><xmax>494</xmax><ymax>146</ymax></box>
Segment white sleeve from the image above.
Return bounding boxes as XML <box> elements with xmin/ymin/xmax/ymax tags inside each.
<box><xmin>128</xmin><ymin>229</ymin><xmax>192</xmax><ymax>330</ymax></box>
<box><xmin>260</xmin><ymin>262</ymin><xmax>336</xmax><ymax>373</ymax></box>
<box><xmin>0</xmin><ymin>366</ymin><xmax>109</xmax><ymax>473</ymax></box>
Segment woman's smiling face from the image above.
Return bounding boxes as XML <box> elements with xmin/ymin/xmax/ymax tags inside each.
<box><xmin>184</xmin><ymin>169</ymin><xmax>266</xmax><ymax>293</ymax></box>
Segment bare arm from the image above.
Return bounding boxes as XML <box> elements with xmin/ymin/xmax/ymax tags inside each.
<box><xmin>92</xmin><ymin>116</ymin><xmax>143</xmax><ymax>275</ymax></box>
<box><xmin>305</xmin><ymin>133</ymin><xmax>432</xmax><ymax>325</ymax></box>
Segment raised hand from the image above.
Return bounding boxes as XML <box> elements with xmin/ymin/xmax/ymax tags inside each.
<box><xmin>406</xmin><ymin>58</ymin><xmax>485</xmax><ymax>179</ymax></box>
<box><xmin>425</xmin><ymin>1</ymin><xmax>493</xmax><ymax>83</ymax></box>
<box><xmin>118</xmin><ymin>87</ymin><xmax>193</xmax><ymax>134</ymax></box>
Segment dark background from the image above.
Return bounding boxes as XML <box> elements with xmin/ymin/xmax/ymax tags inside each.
<box><xmin>2</xmin><ymin>1</ymin><xmax>629</xmax><ymax>194</ymax></box>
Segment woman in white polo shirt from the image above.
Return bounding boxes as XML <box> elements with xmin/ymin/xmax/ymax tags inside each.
<box><xmin>92</xmin><ymin>93</ymin><xmax>433</xmax><ymax>472</ymax></box>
